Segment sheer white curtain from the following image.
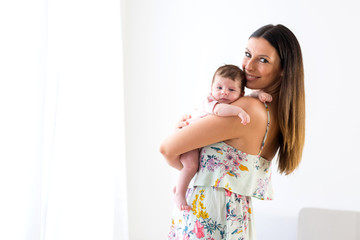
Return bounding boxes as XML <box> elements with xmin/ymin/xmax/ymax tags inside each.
<box><xmin>0</xmin><ymin>0</ymin><xmax>128</xmax><ymax>240</ymax></box>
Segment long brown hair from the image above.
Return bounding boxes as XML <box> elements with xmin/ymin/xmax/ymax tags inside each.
<box><xmin>250</xmin><ymin>24</ymin><xmax>305</xmax><ymax>175</ymax></box>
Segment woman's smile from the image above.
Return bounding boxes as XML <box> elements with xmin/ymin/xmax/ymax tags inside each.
<box><xmin>245</xmin><ymin>72</ymin><xmax>259</xmax><ymax>82</ymax></box>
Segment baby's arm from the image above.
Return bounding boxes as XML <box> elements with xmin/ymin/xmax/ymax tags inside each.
<box><xmin>213</xmin><ymin>103</ymin><xmax>250</xmax><ymax>125</ymax></box>
<box><xmin>250</xmin><ymin>90</ymin><xmax>272</xmax><ymax>103</ymax></box>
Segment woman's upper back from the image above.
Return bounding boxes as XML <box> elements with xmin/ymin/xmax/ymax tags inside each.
<box><xmin>224</xmin><ymin>96</ymin><xmax>279</xmax><ymax>161</ymax></box>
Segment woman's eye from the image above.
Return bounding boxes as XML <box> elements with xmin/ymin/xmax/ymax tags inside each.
<box><xmin>245</xmin><ymin>52</ymin><xmax>251</xmax><ymax>58</ymax></box>
<box><xmin>260</xmin><ymin>58</ymin><xmax>269</xmax><ymax>63</ymax></box>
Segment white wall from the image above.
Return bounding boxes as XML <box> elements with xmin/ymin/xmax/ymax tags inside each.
<box><xmin>123</xmin><ymin>1</ymin><xmax>360</xmax><ymax>239</ymax></box>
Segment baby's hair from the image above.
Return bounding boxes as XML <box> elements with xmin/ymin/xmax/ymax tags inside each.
<box><xmin>212</xmin><ymin>64</ymin><xmax>245</xmax><ymax>94</ymax></box>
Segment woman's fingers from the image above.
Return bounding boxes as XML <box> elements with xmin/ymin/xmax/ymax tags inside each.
<box><xmin>180</xmin><ymin>114</ymin><xmax>191</xmax><ymax>121</ymax></box>
<box><xmin>176</xmin><ymin>114</ymin><xmax>191</xmax><ymax>130</ymax></box>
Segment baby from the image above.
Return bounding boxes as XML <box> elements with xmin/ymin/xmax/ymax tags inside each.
<box><xmin>174</xmin><ymin>64</ymin><xmax>272</xmax><ymax>210</ymax></box>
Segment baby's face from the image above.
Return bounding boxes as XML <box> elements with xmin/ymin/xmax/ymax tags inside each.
<box><xmin>211</xmin><ymin>75</ymin><xmax>242</xmax><ymax>104</ymax></box>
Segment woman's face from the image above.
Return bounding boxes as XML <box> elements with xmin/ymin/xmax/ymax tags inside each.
<box><xmin>242</xmin><ymin>37</ymin><xmax>282</xmax><ymax>90</ymax></box>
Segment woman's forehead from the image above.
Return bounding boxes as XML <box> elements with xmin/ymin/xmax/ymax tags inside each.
<box><xmin>246</xmin><ymin>37</ymin><xmax>278</xmax><ymax>57</ymax></box>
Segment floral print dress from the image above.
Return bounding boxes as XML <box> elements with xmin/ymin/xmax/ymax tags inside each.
<box><xmin>168</xmin><ymin>103</ymin><xmax>273</xmax><ymax>240</ymax></box>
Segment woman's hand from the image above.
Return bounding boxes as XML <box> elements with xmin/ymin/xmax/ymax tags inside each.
<box><xmin>175</xmin><ymin>114</ymin><xmax>192</xmax><ymax>131</ymax></box>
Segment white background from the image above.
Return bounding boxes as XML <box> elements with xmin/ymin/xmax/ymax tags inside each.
<box><xmin>122</xmin><ymin>0</ymin><xmax>360</xmax><ymax>239</ymax></box>
<box><xmin>0</xmin><ymin>0</ymin><xmax>127</xmax><ymax>239</ymax></box>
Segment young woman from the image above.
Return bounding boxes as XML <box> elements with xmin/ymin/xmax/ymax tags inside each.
<box><xmin>160</xmin><ymin>24</ymin><xmax>305</xmax><ymax>239</ymax></box>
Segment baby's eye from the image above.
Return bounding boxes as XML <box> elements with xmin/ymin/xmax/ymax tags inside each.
<box><xmin>217</xmin><ymin>86</ymin><xmax>222</xmax><ymax>90</ymax></box>
<box><xmin>229</xmin><ymin>89</ymin><xmax>235</xmax><ymax>92</ymax></box>
<box><xmin>260</xmin><ymin>58</ymin><xmax>269</xmax><ymax>63</ymax></box>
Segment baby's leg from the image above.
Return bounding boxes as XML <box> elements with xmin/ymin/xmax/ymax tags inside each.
<box><xmin>174</xmin><ymin>149</ymin><xmax>199</xmax><ymax>210</ymax></box>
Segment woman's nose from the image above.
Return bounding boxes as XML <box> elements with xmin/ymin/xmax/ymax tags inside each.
<box><xmin>244</xmin><ymin>58</ymin><xmax>255</xmax><ymax>71</ymax></box>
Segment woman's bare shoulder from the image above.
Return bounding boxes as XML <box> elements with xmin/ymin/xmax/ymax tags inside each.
<box><xmin>232</xmin><ymin>96</ymin><xmax>268</xmax><ymax>120</ymax></box>
<box><xmin>221</xmin><ymin>96</ymin><xmax>269</xmax><ymax>153</ymax></box>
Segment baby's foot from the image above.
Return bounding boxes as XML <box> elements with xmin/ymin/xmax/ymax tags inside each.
<box><xmin>174</xmin><ymin>193</ymin><xmax>191</xmax><ymax>211</ymax></box>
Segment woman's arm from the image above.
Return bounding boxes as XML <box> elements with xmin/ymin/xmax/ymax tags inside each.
<box><xmin>160</xmin><ymin>96</ymin><xmax>267</xmax><ymax>170</ymax></box>
<box><xmin>160</xmin><ymin>114</ymin><xmax>239</xmax><ymax>169</ymax></box>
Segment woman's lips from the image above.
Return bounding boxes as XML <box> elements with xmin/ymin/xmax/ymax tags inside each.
<box><xmin>245</xmin><ymin>73</ymin><xmax>259</xmax><ymax>81</ymax></box>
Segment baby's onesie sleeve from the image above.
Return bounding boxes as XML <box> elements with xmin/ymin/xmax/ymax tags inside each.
<box><xmin>190</xmin><ymin>94</ymin><xmax>218</xmax><ymax>122</ymax></box>
<box><xmin>202</xmin><ymin>94</ymin><xmax>218</xmax><ymax>114</ymax></box>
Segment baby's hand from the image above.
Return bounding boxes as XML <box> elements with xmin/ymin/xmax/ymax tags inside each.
<box><xmin>258</xmin><ymin>91</ymin><xmax>272</xmax><ymax>103</ymax></box>
<box><xmin>238</xmin><ymin>110</ymin><xmax>250</xmax><ymax>125</ymax></box>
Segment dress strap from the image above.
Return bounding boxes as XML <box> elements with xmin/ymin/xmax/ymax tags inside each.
<box><xmin>258</xmin><ymin>102</ymin><xmax>270</xmax><ymax>156</ymax></box>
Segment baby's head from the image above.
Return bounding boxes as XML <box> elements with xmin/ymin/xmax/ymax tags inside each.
<box><xmin>211</xmin><ymin>64</ymin><xmax>245</xmax><ymax>104</ymax></box>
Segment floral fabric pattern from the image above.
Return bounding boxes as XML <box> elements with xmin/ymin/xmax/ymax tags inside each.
<box><xmin>194</xmin><ymin>142</ymin><xmax>273</xmax><ymax>200</ymax></box>
<box><xmin>168</xmin><ymin>141</ymin><xmax>274</xmax><ymax>239</ymax></box>
<box><xmin>168</xmin><ymin>187</ymin><xmax>254</xmax><ymax>239</ymax></box>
